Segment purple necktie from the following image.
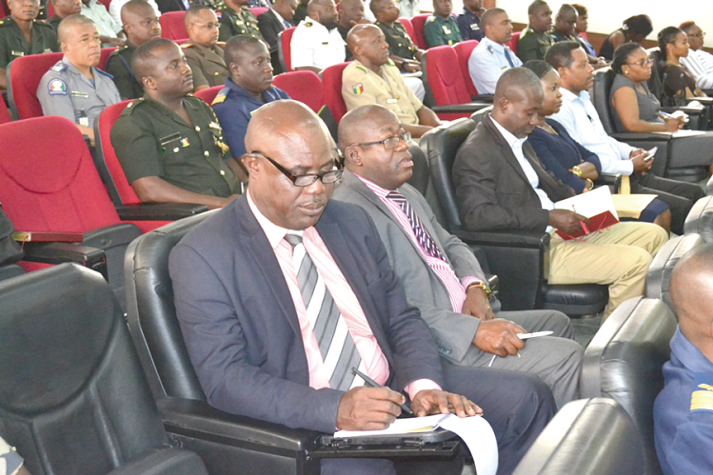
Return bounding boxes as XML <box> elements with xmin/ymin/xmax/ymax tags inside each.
<box><xmin>387</xmin><ymin>191</ymin><xmax>445</xmax><ymax>261</ymax></box>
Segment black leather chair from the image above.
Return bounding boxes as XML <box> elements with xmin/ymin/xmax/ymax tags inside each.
<box><xmin>511</xmin><ymin>398</ymin><xmax>645</xmax><ymax>475</ymax></box>
<box><xmin>0</xmin><ymin>263</ymin><xmax>210</xmax><ymax>475</ymax></box>
<box><xmin>591</xmin><ymin>67</ymin><xmax>707</xmax><ymax>182</ymax></box>
<box><xmin>683</xmin><ymin>195</ymin><xmax>713</xmax><ymax>242</ymax></box>
<box><xmin>645</xmin><ymin>233</ymin><xmax>705</xmax><ymax>308</ymax></box>
<box><xmin>581</xmin><ymin>297</ymin><xmax>677</xmax><ymax>475</ymax></box>
<box><xmin>420</xmin><ymin>116</ymin><xmax>608</xmax><ymax>315</ymax></box>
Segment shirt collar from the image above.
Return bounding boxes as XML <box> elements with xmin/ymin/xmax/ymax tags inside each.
<box><xmin>247</xmin><ymin>190</ymin><xmax>305</xmax><ymax>250</ymax></box>
<box><xmin>490</xmin><ymin>115</ymin><xmax>527</xmax><ymax>149</ymax></box>
<box><xmin>671</xmin><ymin>326</ymin><xmax>713</xmax><ymax>374</ymax></box>
<box><xmin>560</xmin><ymin>86</ymin><xmax>590</xmax><ymax>103</ymax></box>
<box><xmin>482</xmin><ymin>36</ymin><xmax>506</xmax><ymax>52</ymax></box>
<box><xmin>352</xmin><ymin>172</ymin><xmax>392</xmax><ymax>199</ymax></box>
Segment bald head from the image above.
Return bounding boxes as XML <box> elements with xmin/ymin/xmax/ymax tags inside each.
<box><xmin>131</xmin><ymin>38</ymin><xmax>175</xmax><ymax>82</ymax></box>
<box><xmin>495</xmin><ymin>67</ymin><xmax>542</xmax><ymax>103</ymax></box>
<box><xmin>121</xmin><ymin>0</ymin><xmax>154</xmax><ymax>24</ymax></box>
<box><xmin>184</xmin><ymin>4</ymin><xmax>212</xmax><ymax>26</ymax></box>
<box><xmin>307</xmin><ymin>0</ymin><xmax>338</xmax><ymax>29</ymax></box>
<box><xmin>338</xmin><ymin>104</ymin><xmax>393</xmax><ymax>151</ymax></box>
<box><xmin>246</xmin><ymin>100</ymin><xmax>330</xmax><ymax>153</ymax></box>
<box><xmin>57</xmin><ymin>13</ymin><xmax>95</xmax><ymax>43</ymax></box>
<box><xmin>347</xmin><ymin>23</ymin><xmax>381</xmax><ymax>55</ymax></box>
<box><xmin>492</xmin><ymin>68</ymin><xmax>543</xmax><ymax>138</ymax></box>
<box><xmin>555</xmin><ymin>4</ymin><xmax>577</xmax><ymax>36</ymax></box>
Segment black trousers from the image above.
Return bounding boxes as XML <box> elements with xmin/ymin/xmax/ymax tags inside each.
<box><xmin>633</xmin><ymin>173</ymin><xmax>705</xmax><ymax>234</ymax></box>
<box><xmin>320</xmin><ymin>361</ymin><xmax>556</xmax><ymax>475</ymax></box>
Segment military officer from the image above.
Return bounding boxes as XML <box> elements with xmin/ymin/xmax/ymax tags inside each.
<box><xmin>371</xmin><ymin>0</ymin><xmax>422</xmax><ymax>71</ymax></box>
<box><xmin>217</xmin><ymin>0</ymin><xmax>261</xmax><ymax>42</ymax></box>
<box><xmin>37</xmin><ymin>14</ymin><xmax>120</xmax><ymax>144</ymax></box>
<box><xmin>111</xmin><ymin>38</ymin><xmax>243</xmax><ymax>209</ymax></box>
<box><xmin>456</xmin><ymin>0</ymin><xmax>483</xmax><ymax>41</ymax></box>
<box><xmin>516</xmin><ymin>0</ymin><xmax>554</xmax><ymax>63</ymax></box>
<box><xmin>0</xmin><ymin>0</ymin><xmax>59</xmax><ymax>90</ymax></box>
<box><xmin>47</xmin><ymin>0</ymin><xmax>81</xmax><ymax>32</ymax></box>
<box><xmin>422</xmin><ymin>0</ymin><xmax>461</xmax><ymax>48</ymax></box>
<box><xmin>290</xmin><ymin>0</ymin><xmax>344</xmax><ymax>73</ymax></box>
<box><xmin>105</xmin><ymin>0</ymin><xmax>161</xmax><ymax>100</ymax></box>
<box><xmin>342</xmin><ymin>24</ymin><xmax>440</xmax><ymax>138</ymax></box>
<box><xmin>183</xmin><ymin>6</ymin><xmax>229</xmax><ymax>91</ymax></box>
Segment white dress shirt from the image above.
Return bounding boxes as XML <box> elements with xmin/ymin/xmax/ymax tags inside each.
<box><xmin>680</xmin><ymin>49</ymin><xmax>713</xmax><ymax>90</ymax></box>
<box><xmin>550</xmin><ymin>87</ymin><xmax>635</xmax><ymax>176</ymax></box>
<box><xmin>468</xmin><ymin>36</ymin><xmax>522</xmax><ymax>95</ymax></box>
<box><xmin>290</xmin><ymin>19</ymin><xmax>346</xmax><ymax>71</ymax></box>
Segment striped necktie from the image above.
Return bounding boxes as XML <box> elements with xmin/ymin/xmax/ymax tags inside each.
<box><xmin>387</xmin><ymin>191</ymin><xmax>445</xmax><ymax>261</ymax></box>
<box><xmin>284</xmin><ymin>233</ymin><xmax>362</xmax><ymax>391</ymax></box>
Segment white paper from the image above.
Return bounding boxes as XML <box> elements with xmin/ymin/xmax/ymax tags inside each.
<box><xmin>334</xmin><ymin>414</ymin><xmax>447</xmax><ymax>438</ymax></box>
<box><xmin>554</xmin><ymin>185</ymin><xmax>618</xmax><ymax>220</ymax></box>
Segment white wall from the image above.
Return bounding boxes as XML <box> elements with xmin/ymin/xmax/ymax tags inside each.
<box><xmin>449</xmin><ymin>0</ymin><xmax>713</xmax><ymax>48</ymax></box>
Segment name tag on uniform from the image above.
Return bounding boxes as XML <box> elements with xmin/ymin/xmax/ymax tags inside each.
<box><xmin>322</xmin><ymin>42</ymin><xmax>329</xmax><ymax>45</ymax></box>
<box><xmin>471</xmin><ymin>24</ymin><xmax>480</xmax><ymax>30</ymax></box>
<box><xmin>71</xmin><ymin>91</ymin><xmax>89</xmax><ymax>98</ymax></box>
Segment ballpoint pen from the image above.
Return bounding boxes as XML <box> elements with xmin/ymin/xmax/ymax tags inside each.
<box><xmin>352</xmin><ymin>367</ymin><xmax>413</xmax><ymax>415</ymax></box>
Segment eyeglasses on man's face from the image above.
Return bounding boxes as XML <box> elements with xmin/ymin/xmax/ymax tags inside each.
<box><xmin>355</xmin><ymin>130</ymin><xmax>412</xmax><ymax>150</ymax></box>
<box><xmin>251</xmin><ymin>151</ymin><xmax>343</xmax><ymax>187</ymax></box>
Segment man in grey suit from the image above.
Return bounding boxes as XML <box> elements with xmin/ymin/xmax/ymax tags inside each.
<box><xmin>332</xmin><ymin>104</ymin><xmax>583</xmax><ymax>408</ymax></box>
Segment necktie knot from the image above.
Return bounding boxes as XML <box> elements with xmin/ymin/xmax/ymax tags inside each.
<box><xmin>284</xmin><ymin>233</ymin><xmax>303</xmax><ymax>249</ymax></box>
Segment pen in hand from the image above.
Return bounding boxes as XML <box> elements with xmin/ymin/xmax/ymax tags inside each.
<box><xmin>572</xmin><ymin>204</ymin><xmax>590</xmax><ymax>234</ymax></box>
<box><xmin>351</xmin><ymin>367</ymin><xmax>413</xmax><ymax>416</ymax></box>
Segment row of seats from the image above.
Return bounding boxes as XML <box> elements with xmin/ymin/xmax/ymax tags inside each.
<box><xmin>159</xmin><ymin>8</ymin><xmax>269</xmax><ymax>41</ymax></box>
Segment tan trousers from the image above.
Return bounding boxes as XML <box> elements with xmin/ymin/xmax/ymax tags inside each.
<box><xmin>547</xmin><ymin>222</ymin><xmax>668</xmax><ymax>318</ymax></box>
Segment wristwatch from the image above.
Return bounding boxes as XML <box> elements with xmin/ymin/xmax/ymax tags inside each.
<box><xmin>466</xmin><ymin>281</ymin><xmax>492</xmax><ymax>298</ymax></box>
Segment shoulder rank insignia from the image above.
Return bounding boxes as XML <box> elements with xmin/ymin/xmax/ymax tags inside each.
<box><xmin>50</xmin><ymin>61</ymin><xmax>67</xmax><ymax>72</ymax></box>
<box><xmin>352</xmin><ymin>83</ymin><xmax>364</xmax><ymax>95</ymax></box>
<box><xmin>355</xmin><ymin>65</ymin><xmax>367</xmax><ymax>73</ymax></box>
<box><xmin>212</xmin><ymin>92</ymin><xmax>227</xmax><ymax>105</ymax></box>
<box><xmin>48</xmin><ymin>78</ymin><xmax>67</xmax><ymax>95</ymax></box>
<box><xmin>691</xmin><ymin>374</ymin><xmax>713</xmax><ymax>412</ymax></box>
<box><xmin>487</xmin><ymin>45</ymin><xmax>494</xmax><ymax>54</ymax></box>
<box><xmin>11</xmin><ymin>51</ymin><xmax>25</xmax><ymax>58</ymax></box>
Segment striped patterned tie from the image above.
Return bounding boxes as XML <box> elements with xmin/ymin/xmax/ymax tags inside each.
<box><xmin>387</xmin><ymin>191</ymin><xmax>445</xmax><ymax>261</ymax></box>
<box><xmin>284</xmin><ymin>233</ymin><xmax>362</xmax><ymax>391</ymax></box>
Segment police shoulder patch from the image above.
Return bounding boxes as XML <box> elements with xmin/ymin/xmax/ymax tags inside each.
<box><xmin>690</xmin><ymin>374</ymin><xmax>713</xmax><ymax>413</ymax></box>
<box><xmin>50</xmin><ymin>61</ymin><xmax>67</xmax><ymax>73</ymax></box>
<box><xmin>48</xmin><ymin>78</ymin><xmax>67</xmax><ymax>95</ymax></box>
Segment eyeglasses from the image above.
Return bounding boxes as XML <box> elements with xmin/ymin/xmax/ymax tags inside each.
<box><xmin>690</xmin><ymin>32</ymin><xmax>706</xmax><ymax>39</ymax></box>
<box><xmin>628</xmin><ymin>59</ymin><xmax>654</xmax><ymax>68</ymax></box>
<box><xmin>191</xmin><ymin>22</ymin><xmax>220</xmax><ymax>30</ymax></box>
<box><xmin>251</xmin><ymin>151</ymin><xmax>343</xmax><ymax>187</ymax></box>
<box><xmin>355</xmin><ymin>130</ymin><xmax>412</xmax><ymax>150</ymax></box>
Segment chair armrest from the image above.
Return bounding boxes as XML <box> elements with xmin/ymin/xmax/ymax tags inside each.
<box><xmin>431</xmin><ymin>102</ymin><xmax>491</xmax><ymax>114</ymax></box>
<box><xmin>22</xmin><ymin>242</ymin><xmax>108</xmax><ymax>280</ymax></box>
<box><xmin>596</xmin><ymin>174</ymin><xmax>621</xmax><ymax>193</ymax></box>
<box><xmin>454</xmin><ymin>229</ymin><xmax>549</xmax><ymax>249</ymax></box>
<box><xmin>609</xmin><ymin>132</ymin><xmax>672</xmax><ymax>142</ymax></box>
<box><xmin>687</xmin><ymin>96</ymin><xmax>713</xmax><ymax>105</ymax></box>
<box><xmin>116</xmin><ymin>203</ymin><xmax>209</xmax><ymax>221</ymax></box>
<box><xmin>470</xmin><ymin>94</ymin><xmax>494</xmax><ymax>102</ymax></box>
<box><xmin>158</xmin><ymin>398</ymin><xmax>322</xmax><ymax>457</ymax></box>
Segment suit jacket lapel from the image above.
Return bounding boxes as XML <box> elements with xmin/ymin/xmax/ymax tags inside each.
<box><xmin>483</xmin><ymin>115</ymin><xmax>533</xmax><ymax>188</ymax></box>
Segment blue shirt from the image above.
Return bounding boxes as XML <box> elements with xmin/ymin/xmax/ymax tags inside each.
<box><xmin>211</xmin><ymin>79</ymin><xmax>290</xmax><ymax>158</ymax></box>
<box><xmin>576</xmin><ymin>33</ymin><xmax>596</xmax><ymax>57</ymax></box>
<box><xmin>467</xmin><ymin>36</ymin><xmax>522</xmax><ymax>94</ymax></box>
<box><xmin>456</xmin><ymin>8</ymin><xmax>482</xmax><ymax>41</ymax></box>
<box><xmin>654</xmin><ymin>326</ymin><xmax>713</xmax><ymax>475</ymax></box>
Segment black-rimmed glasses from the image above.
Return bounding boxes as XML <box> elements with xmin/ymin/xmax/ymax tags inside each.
<box><xmin>251</xmin><ymin>151</ymin><xmax>343</xmax><ymax>187</ymax></box>
<box><xmin>355</xmin><ymin>131</ymin><xmax>412</xmax><ymax>150</ymax></box>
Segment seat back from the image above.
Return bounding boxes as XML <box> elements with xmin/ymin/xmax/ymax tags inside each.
<box><xmin>248</xmin><ymin>6</ymin><xmax>268</xmax><ymax>16</ymax></box>
<box><xmin>397</xmin><ymin>17</ymin><xmax>415</xmax><ymax>44</ymax></box>
<box><xmin>420</xmin><ymin>117</ymin><xmax>477</xmax><ymax>231</ymax></box>
<box><xmin>160</xmin><ymin>11</ymin><xmax>188</xmax><ymax>41</ymax></box>
<box><xmin>512</xmin><ymin>398</ymin><xmax>645</xmax><ymax>475</ymax></box>
<box><xmin>422</xmin><ymin>45</ymin><xmax>472</xmax><ymax>106</ymax></box>
<box><xmin>406</xmin><ymin>141</ymin><xmax>429</xmax><ymax>195</ymax></box>
<box><xmin>278</xmin><ymin>27</ymin><xmax>296</xmax><ymax>72</ymax></box>
<box><xmin>581</xmin><ymin>297</ymin><xmax>676</xmax><ymax>475</ymax></box>
<box><xmin>124</xmin><ymin>212</ymin><xmax>218</xmax><ymax>401</ymax></box>
<box><xmin>99</xmin><ymin>46</ymin><xmax>117</xmax><ymax>70</ymax></box>
<box><xmin>591</xmin><ymin>67</ymin><xmax>618</xmax><ymax>134</ymax></box>
<box><xmin>506</xmin><ymin>30</ymin><xmax>520</xmax><ymax>55</ymax></box>
<box><xmin>194</xmin><ymin>84</ymin><xmax>223</xmax><ymax>105</ymax></box>
<box><xmin>454</xmin><ymin>40</ymin><xmax>479</xmax><ymax>96</ymax></box>
<box><xmin>0</xmin><ymin>264</ymin><xmax>191</xmax><ymax>475</ymax></box>
<box><xmin>0</xmin><ymin>94</ymin><xmax>11</xmax><ymax>124</ymax></box>
<box><xmin>7</xmin><ymin>51</ymin><xmax>64</xmax><ymax>120</ymax></box>
<box><xmin>647</xmin><ymin>47</ymin><xmax>665</xmax><ymax>100</ymax></box>
<box><xmin>272</xmin><ymin>70</ymin><xmax>324</xmax><ymax>112</ymax></box>
<box><xmin>410</xmin><ymin>13</ymin><xmax>431</xmax><ymax>49</ymax></box>
<box><xmin>321</xmin><ymin>61</ymin><xmax>349</xmax><ymax>123</ymax></box>
<box><xmin>683</xmin><ymin>195</ymin><xmax>713</xmax><ymax>242</ymax></box>
<box><xmin>645</xmin><ymin>233</ymin><xmax>705</xmax><ymax>309</ymax></box>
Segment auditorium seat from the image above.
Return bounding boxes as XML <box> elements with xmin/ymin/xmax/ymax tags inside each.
<box><xmin>160</xmin><ymin>11</ymin><xmax>188</xmax><ymax>41</ymax></box>
<box><xmin>454</xmin><ymin>40</ymin><xmax>479</xmax><ymax>98</ymax></box>
<box><xmin>421</xmin><ymin>117</ymin><xmax>608</xmax><ymax>315</ymax></box>
<box><xmin>410</xmin><ymin>13</ymin><xmax>430</xmax><ymax>49</ymax></box>
<box><xmin>512</xmin><ymin>398</ymin><xmax>645</xmax><ymax>475</ymax></box>
<box><xmin>93</xmin><ymin>102</ymin><xmax>208</xmax><ymax>233</ymax></box>
<box><xmin>0</xmin><ymin>263</ymin><xmax>210</xmax><ymax>475</ymax></box>
<box><xmin>0</xmin><ymin>211</ymin><xmax>24</xmax><ymax>282</ymax></box>
<box><xmin>99</xmin><ymin>46</ymin><xmax>117</xmax><ymax>70</ymax></box>
<box><xmin>321</xmin><ymin>61</ymin><xmax>349</xmax><ymax>123</ymax></box>
<box><xmin>248</xmin><ymin>6</ymin><xmax>268</xmax><ymax>16</ymax></box>
<box><xmin>683</xmin><ymin>195</ymin><xmax>713</xmax><ymax>242</ymax></box>
<box><xmin>278</xmin><ymin>26</ymin><xmax>296</xmax><ymax>72</ymax></box>
<box><xmin>273</xmin><ymin>70</ymin><xmax>324</xmax><ymax>112</ymax></box>
<box><xmin>581</xmin><ymin>297</ymin><xmax>676</xmax><ymax>475</ymax></box>
<box><xmin>506</xmin><ymin>30</ymin><xmax>520</xmax><ymax>55</ymax></box>
<box><xmin>397</xmin><ymin>17</ymin><xmax>415</xmax><ymax>44</ymax></box>
<box><xmin>0</xmin><ymin>95</ymin><xmax>11</xmax><ymax>124</ymax></box>
<box><xmin>194</xmin><ymin>84</ymin><xmax>223</xmax><ymax>104</ymax></box>
<box><xmin>645</xmin><ymin>233</ymin><xmax>704</xmax><ymax>308</ymax></box>
<box><xmin>6</xmin><ymin>51</ymin><xmax>63</xmax><ymax>120</ymax></box>
<box><xmin>420</xmin><ymin>45</ymin><xmax>491</xmax><ymax>120</ymax></box>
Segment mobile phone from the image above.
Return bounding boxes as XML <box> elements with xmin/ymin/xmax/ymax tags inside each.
<box><xmin>644</xmin><ymin>147</ymin><xmax>657</xmax><ymax>161</ymax></box>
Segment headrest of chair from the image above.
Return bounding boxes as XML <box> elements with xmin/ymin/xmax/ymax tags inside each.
<box><xmin>592</xmin><ymin>67</ymin><xmax>616</xmax><ymax>134</ymax></box>
<box><xmin>406</xmin><ymin>142</ymin><xmax>429</xmax><ymax>195</ymax></box>
<box><xmin>0</xmin><ymin>264</ymin><xmax>122</xmax><ymax>412</ymax></box>
<box><xmin>683</xmin><ymin>195</ymin><xmax>713</xmax><ymax>243</ymax></box>
<box><xmin>645</xmin><ymin>233</ymin><xmax>705</xmax><ymax>309</ymax></box>
<box><xmin>470</xmin><ymin>106</ymin><xmax>492</xmax><ymax>126</ymax></box>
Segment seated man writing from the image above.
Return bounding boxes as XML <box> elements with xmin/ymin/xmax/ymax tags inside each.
<box><xmin>111</xmin><ymin>38</ymin><xmax>242</xmax><ymax>209</ymax></box>
<box><xmin>453</xmin><ymin>67</ymin><xmax>669</xmax><ymax>319</ymax></box>
<box><xmin>169</xmin><ymin>99</ymin><xmax>556</xmax><ymax>475</ymax></box>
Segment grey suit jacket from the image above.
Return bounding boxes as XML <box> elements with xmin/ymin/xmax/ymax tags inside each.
<box><xmin>332</xmin><ymin>170</ymin><xmax>493</xmax><ymax>364</ymax></box>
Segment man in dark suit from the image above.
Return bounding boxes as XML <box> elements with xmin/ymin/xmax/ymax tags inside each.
<box><xmin>257</xmin><ymin>0</ymin><xmax>297</xmax><ymax>73</ymax></box>
<box><xmin>453</xmin><ymin>67</ymin><xmax>668</xmax><ymax>319</ymax></box>
<box><xmin>169</xmin><ymin>100</ymin><xmax>556</xmax><ymax>475</ymax></box>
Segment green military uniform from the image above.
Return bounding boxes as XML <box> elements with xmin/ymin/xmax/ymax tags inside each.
<box><xmin>217</xmin><ymin>6</ymin><xmax>261</xmax><ymax>42</ymax></box>
<box><xmin>422</xmin><ymin>14</ymin><xmax>461</xmax><ymax>48</ymax></box>
<box><xmin>104</xmin><ymin>42</ymin><xmax>143</xmax><ymax>100</ymax></box>
<box><xmin>516</xmin><ymin>26</ymin><xmax>554</xmax><ymax>63</ymax></box>
<box><xmin>0</xmin><ymin>17</ymin><xmax>58</xmax><ymax>69</ymax></box>
<box><xmin>376</xmin><ymin>19</ymin><xmax>418</xmax><ymax>61</ymax></box>
<box><xmin>110</xmin><ymin>95</ymin><xmax>241</xmax><ymax>197</ymax></box>
<box><xmin>47</xmin><ymin>15</ymin><xmax>62</xmax><ymax>33</ymax></box>
<box><xmin>182</xmin><ymin>42</ymin><xmax>229</xmax><ymax>90</ymax></box>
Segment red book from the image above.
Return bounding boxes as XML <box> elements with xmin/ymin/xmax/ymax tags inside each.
<box><xmin>554</xmin><ymin>187</ymin><xmax>620</xmax><ymax>240</ymax></box>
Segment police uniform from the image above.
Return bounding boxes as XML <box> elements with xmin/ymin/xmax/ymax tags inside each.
<box><xmin>376</xmin><ymin>20</ymin><xmax>418</xmax><ymax>61</ymax></box>
<box><xmin>341</xmin><ymin>59</ymin><xmax>421</xmax><ymax>125</ymax></box>
<box><xmin>0</xmin><ymin>17</ymin><xmax>58</xmax><ymax>70</ymax></box>
<box><xmin>36</xmin><ymin>57</ymin><xmax>121</xmax><ymax>128</ymax></box>
<box><xmin>422</xmin><ymin>14</ymin><xmax>461</xmax><ymax>48</ymax></box>
<box><xmin>182</xmin><ymin>42</ymin><xmax>229</xmax><ymax>90</ymax></box>
<box><xmin>456</xmin><ymin>8</ymin><xmax>482</xmax><ymax>42</ymax></box>
<box><xmin>516</xmin><ymin>26</ymin><xmax>554</xmax><ymax>63</ymax></box>
<box><xmin>467</xmin><ymin>35</ymin><xmax>522</xmax><ymax>95</ymax></box>
<box><xmin>104</xmin><ymin>42</ymin><xmax>143</xmax><ymax>100</ymax></box>
<box><xmin>290</xmin><ymin>19</ymin><xmax>345</xmax><ymax>71</ymax></box>
<box><xmin>211</xmin><ymin>78</ymin><xmax>290</xmax><ymax>158</ymax></box>
<box><xmin>217</xmin><ymin>6</ymin><xmax>261</xmax><ymax>42</ymax></box>
<box><xmin>110</xmin><ymin>95</ymin><xmax>241</xmax><ymax>197</ymax></box>
<box><xmin>654</xmin><ymin>326</ymin><xmax>713</xmax><ymax>475</ymax></box>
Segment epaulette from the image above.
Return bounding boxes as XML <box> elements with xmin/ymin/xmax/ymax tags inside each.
<box><xmin>33</xmin><ymin>19</ymin><xmax>53</xmax><ymax>28</ymax></box>
<box><xmin>354</xmin><ymin>64</ymin><xmax>368</xmax><ymax>74</ymax></box>
<box><xmin>691</xmin><ymin>375</ymin><xmax>713</xmax><ymax>413</ymax></box>
<box><xmin>212</xmin><ymin>91</ymin><xmax>227</xmax><ymax>105</ymax></box>
<box><xmin>124</xmin><ymin>97</ymin><xmax>145</xmax><ymax>111</ymax></box>
<box><xmin>50</xmin><ymin>61</ymin><xmax>68</xmax><ymax>73</ymax></box>
<box><xmin>181</xmin><ymin>43</ymin><xmax>195</xmax><ymax>49</ymax></box>
<box><xmin>96</xmin><ymin>68</ymin><xmax>114</xmax><ymax>79</ymax></box>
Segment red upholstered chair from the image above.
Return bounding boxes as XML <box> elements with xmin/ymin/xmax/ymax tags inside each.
<box><xmin>421</xmin><ymin>46</ymin><xmax>490</xmax><ymax>120</ymax></box>
<box><xmin>248</xmin><ymin>6</ymin><xmax>268</xmax><ymax>16</ymax></box>
<box><xmin>6</xmin><ymin>51</ymin><xmax>63</xmax><ymax>120</ymax></box>
<box><xmin>160</xmin><ymin>11</ymin><xmax>188</xmax><ymax>41</ymax></box>
<box><xmin>454</xmin><ymin>40</ymin><xmax>478</xmax><ymax>96</ymax></box>
<box><xmin>278</xmin><ymin>26</ymin><xmax>296</xmax><ymax>72</ymax></box>
<box><xmin>194</xmin><ymin>85</ymin><xmax>223</xmax><ymax>105</ymax></box>
<box><xmin>99</xmin><ymin>46</ymin><xmax>117</xmax><ymax>70</ymax></box>
<box><xmin>0</xmin><ymin>116</ymin><xmax>142</xmax><ymax>297</ymax></box>
<box><xmin>0</xmin><ymin>97</ymin><xmax>11</xmax><ymax>125</ymax></box>
<box><xmin>321</xmin><ymin>61</ymin><xmax>349</xmax><ymax>123</ymax></box>
<box><xmin>410</xmin><ymin>13</ymin><xmax>430</xmax><ymax>49</ymax></box>
<box><xmin>272</xmin><ymin>70</ymin><xmax>323</xmax><ymax>112</ymax></box>
<box><xmin>397</xmin><ymin>17</ymin><xmax>416</xmax><ymax>44</ymax></box>
<box><xmin>506</xmin><ymin>31</ymin><xmax>521</xmax><ymax>55</ymax></box>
